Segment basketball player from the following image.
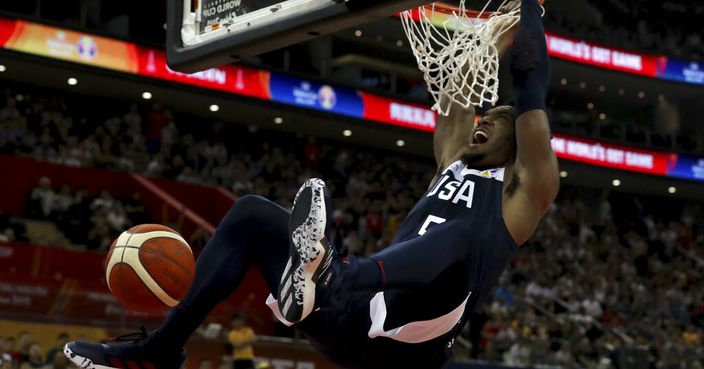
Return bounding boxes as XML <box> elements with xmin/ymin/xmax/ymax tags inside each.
<box><xmin>64</xmin><ymin>1</ymin><xmax>557</xmax><ymax>368</ymax></box>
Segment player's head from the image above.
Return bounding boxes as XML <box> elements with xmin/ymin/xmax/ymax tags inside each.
<box><xmin>461</xmin><ymin>105</ymin><xmax>516</xmax><ymax>169</ymax></box>
<box><xmin>231</xmin><ymin>312</ymin><xmax>245</xmax><ymax>328</ymax></box>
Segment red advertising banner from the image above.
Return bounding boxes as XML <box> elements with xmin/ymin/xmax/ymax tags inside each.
<box><xmin>0</xmin><ymin>242</ymin><xmax>35</xmax><ymax>277</ymax></box>
<box><xmin>136</xmin><ymin>48</ymin><xmax>270</xmax><ymax>99</ymax></box>
<box><xmin>0</xmin><ymin>276</ymin><xmax>61</xmax><ymax>318</ymax></box>
<box><xmin>0</xmin><ymin>17</ymin><xmax>139</xmax><ymax>73</ymax></box>
<box><xmin>360</xmin><ymin>92</ymin><xmax>436</xmax><ymax>132</ymax></box>
<box><xmin>551</xmin><ymin>133</ymin><xmax>676</xmax><ymax>176</ymax></box>
<box><xmin>545</xmin><ymin>32</ymin><xmax>665</xmax><ymax>77</ymax></box>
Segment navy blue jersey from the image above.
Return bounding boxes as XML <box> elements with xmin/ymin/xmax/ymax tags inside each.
<box><xmin>388</xmin><ymin>160</ymin><xmax>517</xmax><ymax>320</ymax></box>
<box><xmin>300</xmin><ymin>161</ymin><xmax>518</xmax><ymax>369</ymax></box>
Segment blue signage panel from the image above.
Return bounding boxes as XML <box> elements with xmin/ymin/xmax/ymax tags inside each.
<box><xmin>658</xmin><ymin>59</ymin><xmax>704</xmax><ymax>86</ymax></box>
<box><xmin>668</xmin><ymin>155</ymin><xmax>704</xmax><ymax>181</ymax></box>
<box><xmin>268</xmin><ymin>73</ymin><xmax>364</xmax><ymax>118</ymax></box>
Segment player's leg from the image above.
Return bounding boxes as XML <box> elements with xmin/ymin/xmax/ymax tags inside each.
<box><xmin>147</xmin><ymin>195</ymin><xmax>291</xmax><ymax>350</ymax></box>
<box><xmin>352</xmin><ymin>220</ymin><xmax>473</xmax><ymax>292</ymax></box>
<box><xmin>282</xmin><ymin>178</ymin><xmax>475</xmax><ymax>323</ymax></box>
<box><xmin>64</xmin><ymin>195</ymin><xmax>291</xmax><ymax>369</ymax></box>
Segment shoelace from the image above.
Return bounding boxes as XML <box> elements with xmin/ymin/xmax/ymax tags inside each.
<box><xmin>110</xmin><ymin>327</ymin><xmax>149</xmax><ymax>343</ymax></box>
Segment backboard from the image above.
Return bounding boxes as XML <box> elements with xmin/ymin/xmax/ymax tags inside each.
<box><xmin>167</xmin><ymin>0</ymin><xmax>434</xmax><ymax>73</ymax></box>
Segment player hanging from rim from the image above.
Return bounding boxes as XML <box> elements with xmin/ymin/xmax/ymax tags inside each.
<box><xmin>64</xmin><ymin>1</ymin><xmax>558</xmax><ymax>368</ymax></box>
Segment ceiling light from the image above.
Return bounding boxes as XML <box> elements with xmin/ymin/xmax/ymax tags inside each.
<box><xmin>599</xmin><ymin>113</ymin><xmax>606</xmax><ymax>120</ymax></box>
<box><xmin>67</xmin><ymin>77</ymin><xmax>78</xmax><ymax>86</ymax></box>
<box><xmin>618</xmin><ymin>88</ymin><xmax>625</xmax><ymax>95</ymax></box>
<box><xmin>668</xmin><ymin>186</ymin><xmax>677</xmax><ymax>194</ymax></box>
<box><xmin>560</xmin><ymin>78</ymin><xmax>567</xmax><ymax>85</ymax></box>
<box><xmin>612</xmin><ymin>179</ymin><xmax>621</xmax><ymax>187</ymax></box>
<box><xmin>579</xmin><ymin>82</ymin><xmax>587</xmax><ymax>89</ymax></box>
<box><xmin>559</xmin><ymin>171</ymin><xmax>568</xmax><ymax>178</ymax></box>
<box><xmin>638</xmin><ymin>91</ymin><xmax>645</xmax><ymax>99</ymax></box>
<box><xmin>0</xmin><ymin>65</ymin><xmax>6</xmax><ymax>72</ymax></box>
<box><xmin>209</xmin><ymin>104</ymin><xmax>219</xmax><ymax>112</ymax></box>
<box><xmin>343</xmin><ymin>129</ymin><xmax>352</xmax><ymax>137</ymax></box>
<box><xmin>354</xmin><ymin>30</ymin><xmax>362</xmax><ymax>37</ymax></box>
<box><xmin>396</xmin><ymin>139</ymin><xmax>405</xmax><ymax>147</ymax></box>
<box><xmin>396</xmin><ymin>40</ymin><xmax>404</xmax><ymax>47</ymax></box>
<box><xmin>587</xmin><ymin>102</ymin><xmax>594</xmax><ymax>110</ymax></box>
<box><xmin>142</xmin><ymin>91</ymin><xmax>152</xmax><ymax>100</ymax></box>
<box><xmin>274</xmin><ymin>117</ymin><xmax>283</xmax><ymax>124</ymax></box>
<box><xmin>598</xmin><ymin>85</ymin><xmax>606</xmax><ymax>92</ymax></box>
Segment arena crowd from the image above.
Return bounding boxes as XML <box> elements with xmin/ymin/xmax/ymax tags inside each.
<box><xmin>0</xmin><ymin>87</ymin><xmax>703</xmax><ymax>369</ymax></box>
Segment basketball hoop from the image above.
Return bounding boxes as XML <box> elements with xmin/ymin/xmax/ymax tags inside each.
<box><xmin>400</xmin><ymin>1</ymin><xmax>541</xmax><ymax>116</ymax></box>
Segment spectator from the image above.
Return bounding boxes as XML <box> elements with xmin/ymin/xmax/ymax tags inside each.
<box><xmin>0</xmin><ymin>354</ymin><xmax>14</xmax><ymax>369</ymax></box>
<box><xmin>52</xmin><ymin>185</ymin><xmax>73</xmax><ymax>221</ymax></box>
<box><xmin>15</xmin><ymin>333</ymin><xmax>30</xmax><ymax>364</ymax></box>
<box><xmin>19</xmin><ymin>342</ymin><xmax>43</xmax><ymax>369</ymax></box>
<box><xmin>582</xmin><ymin>296</ymin><xmax>604</xmax><ymax>319</ymax></box>
<box><xmin>106</xmin><ymin>203</ymin><xmax>129</xmax><ymax>232</ymax></box>
<box><xmin>2</xmin><ymin>337</ymin><xmax>17</xmax><ymax>363</ymax></box>
<box><xmin>145</xmin><ymin>104</ymin><xmax>168</xmax><ymax>152</ymax></box>
<box><xmin>123</xmin><ymin>103</ymin><xmax>142</xmax><ymax>136</ymax></box>
<box><xmin>227</xmin><ymin>313</ymin><xmax>256</xmax><ymax>369</ymax></box>
<box><xmin>0</xmin><ymin>229</ymin><xmax>15</xmax><ymax>243</ymax></box>
<box><xmin>90</xmin><ymin>190</ymin><xmax>115</xmax><ymax>212</ymax></box>
<box><xmin>47</xmin><ymin>354</ymin><xmax>69</xmax><ymax>369</ymax></box>
<box><xmin>44</xmin><ymin>333</ymin><xmax>68</xmax><ymax>365</ymax></box>
<box><xmin>29</xmin><ymin>177</ymin><xmax>55</xmax><ymax>219</ymax></box>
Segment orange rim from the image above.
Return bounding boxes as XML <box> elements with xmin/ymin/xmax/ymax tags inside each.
<box><xmin>421</xmin><ymin>2</ymin><xmax>498</xmax><ymax>19</ymax></box>
<box><xmin>420</xmin><ymin>1</ymin><xmax>544</xmax><ymax>19</ymax></box>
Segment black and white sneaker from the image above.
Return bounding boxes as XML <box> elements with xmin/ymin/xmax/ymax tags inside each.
<box><xmin>277</xmin><ymin>178</ymin><xmax>334</xmax><ymax>323</ymax></box>
<box><xmin>63</xmin><ymin>329</ymin><xmax>184</xmax><ymax>369</ymax></box>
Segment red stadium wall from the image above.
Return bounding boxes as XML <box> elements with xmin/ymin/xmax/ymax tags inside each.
<box><xmin>150</xmin><ymin>178</ymin><xmax>237</xmax><ymax>226</ymax></box>
<box><xmin>0</xmin><ymin>156</ymin><xmax>273</xmax><ymax>334</ymax></box>
<box><xmin>0</xmin><ymin>155</ymin><xmax>214</xmax><ymax>238</ymax></box>
<box><xmin>0</xmin><ymin>243</ymin><xmax>273</xmax><ymax>333</ymax></box>
<box><xmin>0</xmin><ymin>156</ymin><xmax>135</xmax><ymax>217</ymax></box>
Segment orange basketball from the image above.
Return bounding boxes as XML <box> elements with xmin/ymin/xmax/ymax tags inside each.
<box><xmin>106</xmin><ymin>224</ymin><xmax>195</xmax><ymax>313</ymax></box>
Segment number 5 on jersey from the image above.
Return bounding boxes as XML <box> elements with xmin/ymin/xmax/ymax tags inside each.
<box><xmin>418</xmin><ymin>215</ymin><xmax>446</xmax><ymax>236</ymax></box>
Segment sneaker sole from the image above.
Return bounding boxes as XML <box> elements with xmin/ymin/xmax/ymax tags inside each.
<box><xmin>278</xmin><ymin>178</ymin><xmax>331</xmax><ymax>323</ymax></box>
<box><xmin>64</xmin><ymin>344</ymin><xmax>115</xmax><ymax>369</ymax></box>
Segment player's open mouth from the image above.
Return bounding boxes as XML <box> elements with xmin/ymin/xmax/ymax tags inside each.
<box><xmin>472</xmin><ymin>130</ymin><xmax>489</xmax><ymax>145</ymax></box>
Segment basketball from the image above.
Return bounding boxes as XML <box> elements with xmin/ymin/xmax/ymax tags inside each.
<box><xmin>105</xmin><ymin>224</ymin><xmax>195</xmax><ymax>314</ymax></box>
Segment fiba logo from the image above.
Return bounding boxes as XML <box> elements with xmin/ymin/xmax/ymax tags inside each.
<box><xmin>692</xmin><ymin>159</ymin><xmax>704</xmax><ymax>179</ymax></box>
<box><xmin>77</xmin><ymin>36</ymin><xmax>97</xmax><ymax>59</ymax></box>
<box><xmin>318</xmin><ymin>85</ymin><xmax>337</xmax><ymax>110</ymax></box>
<box><xmin>684</xmin><ymin>62</ymin><xmax>704</xmax><ymax>83</ymax></box>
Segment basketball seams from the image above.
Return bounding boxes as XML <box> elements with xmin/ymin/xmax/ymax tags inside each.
<box><xmin>117</xmin><ymin>226</ymin><xmax>138</xmax><ymax>305</ymax></box>
<box><xmin>132</xmin><ymin>236</ymin><xmax>192</xmax><ymax>256</ymax></box>
<box><xmin>122</xmin><ymin>247</ymin><xmax>179</xmax><ymax>307</ymax></box>
<box><xmin>138</xmin><ymin>247</ymin><xmax>195</xmax><ymax>289</ymax></box>
<box><xmin>113</xmin><ymin>263</ymin><xmax>168</xmax><ymax>312</ymax></box>
<box><xmin>106</xmin><ymin>246</ymin><xmax>194</xmax><ymax>295</ymax></box>
<box><xmin>125</xmin><ymin>231</ymin><xmax>192</xmax><ymax>255</ymax></box>
<box><xmin>106</xmin><ymin>225</ymin><xmax>194</xmax><ymax>312</ymax></box>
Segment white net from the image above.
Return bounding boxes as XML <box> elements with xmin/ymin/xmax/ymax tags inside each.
<box><xmin>400</xmin><ymin>1</ymin><xmax>520</xmax><ymax>116</ymax></box>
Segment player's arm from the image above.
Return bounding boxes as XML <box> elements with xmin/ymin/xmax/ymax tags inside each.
<box><xmin>433</xmin><ymin>16</ymin><xmax>518</xmax><ymax>173</ymax></box>
<box><xmin>433</xmin><ymin>100</ymin><xmax>475</xmax><ymax>171</ymax></box>
<box><xmin>505</xmin><ymin>0</ymin><xmax>559</xmax><ymax>244</ymax></box>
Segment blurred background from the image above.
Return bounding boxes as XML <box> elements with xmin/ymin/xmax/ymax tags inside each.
<box><xmin>0</xmin><ymin>1</ymin><xmax>703</xmax><ymax>369</ymax></box>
